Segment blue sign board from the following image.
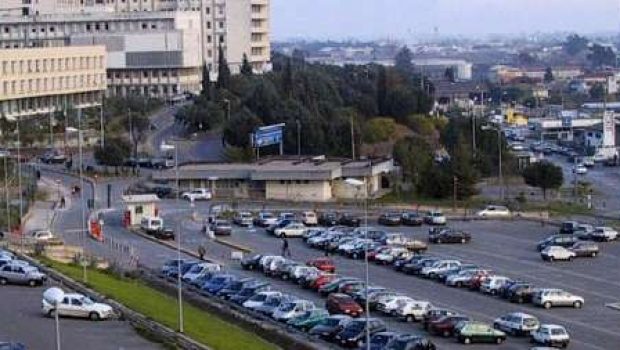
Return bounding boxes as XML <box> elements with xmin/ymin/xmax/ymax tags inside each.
<box><xmin>561</xmin><ymin>116</ymin><xmax>572</xmax><ymax>128</ymax></box>
<box><xmin>252</xmin><ymin>124</ymin><xmax>285</xmax><ymax>148</ymax></box>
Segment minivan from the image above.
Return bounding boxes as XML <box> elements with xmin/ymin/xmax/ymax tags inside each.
<box><xmin>140</xmin><ymin>216</ymin><xmax>163</xmax><ymax>234</ymax></box>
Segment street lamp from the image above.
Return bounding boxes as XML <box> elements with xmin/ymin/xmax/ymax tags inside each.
<box><xmin>344</xmin><ymin>177</ymin><xmax>370</xmax><ymax>349</ymax></box>
<box><xmin>66</xmin><ymin>110</ymin><xmax>87</xmax><ymax>283</ymax></box>
<box><xmin>160</xmin><ymin>141</ymin><xmax>184</xmax><ymax>333</ymax></box>
<box><xmin>481</xmin><ymin>124</ymin><xmax>503</xmax><ymax>200</ymax></box>
<box><xmin>0</xmin><ymin>152</ymin><xmax>10</xmax><ymax>235</ymax></box>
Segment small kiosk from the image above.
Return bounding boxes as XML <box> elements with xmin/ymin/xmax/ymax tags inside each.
<box><xmin>122</xmin><ymin>194</ymin><xmax>161</xmax><ymax>227</ymax></box>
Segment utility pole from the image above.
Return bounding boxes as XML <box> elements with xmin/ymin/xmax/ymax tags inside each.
<box><xmin>453</xmin><ymin>176</ymin><xmax>458</xmax><ymax>213</ymax></box>
<box><xmin>49</xmin><ymin>109</ymin><xmax>54</xmax><ymax>148</ymax></box>
<box><xmin>296</xmin><ymin>119</ymin><xmax>301</xmax><ymax>157</ymax></box>
<box><xmin>350</xmin><ymin>115</ymin><xmax>356</xmax><ymax>160</ymax></box>
<box><xmin>100</xmin><ymin>96</ymin><xmax>105</xmax><ymax>149</ymax></box>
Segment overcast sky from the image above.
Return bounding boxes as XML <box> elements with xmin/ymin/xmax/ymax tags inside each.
<box><xmin>272</xmin><ymin>0</ymin><xmax>620</xmax><ymax>40</ymax></box>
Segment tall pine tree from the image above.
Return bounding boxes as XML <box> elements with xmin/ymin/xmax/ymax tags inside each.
<box><xmin>240</xmin><ymin>53</ymin><xmax>253</xmax><ymax>76</ymax></box>
<box><xmin>201</xmin><ymin>63</ymin><xmax>211</xmax><ymax>99</ymax></box>
<box><xmin>216</xmin><ymin>44</ymin><xmax>231</xmax><ymax>89</ymax></box>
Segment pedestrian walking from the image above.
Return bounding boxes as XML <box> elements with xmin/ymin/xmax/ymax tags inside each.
<box><xmin>281</xmin><ymin>234</ymin><xmax>291</xmax><ymax>257</ymax></box>
<box><xmin>198</xmin><ymin>245</ymin><xmax>206</xmax><ymax>260</ymax></box>
<box><xmin>60</xmin><ymin>196</ymin><xmax>65</xmax><ymax>209</ymax></box>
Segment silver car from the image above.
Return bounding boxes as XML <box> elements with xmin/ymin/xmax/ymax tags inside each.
<box><xmin>0</xmin><ymin>263</ymin><xmax>46</xmax><ymax>286</ymax></box>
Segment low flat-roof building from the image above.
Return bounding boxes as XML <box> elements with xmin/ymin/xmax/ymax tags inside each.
<box><xmin>152</xmin><ymin>157</ymin><xmax>395</xmax><ymax>202</ymax></box>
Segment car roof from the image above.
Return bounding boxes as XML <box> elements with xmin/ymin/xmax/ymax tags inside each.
<box><xmin>64</xmin><ymin>293</ymin><xmax>86</xmax><ymax>298</ymax></box>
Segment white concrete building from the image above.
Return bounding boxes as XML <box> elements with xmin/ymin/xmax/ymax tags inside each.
<box><xmin>412</xmin><ymin>59</ymin><xmax>473</xmax><ymax>81</ymax></box>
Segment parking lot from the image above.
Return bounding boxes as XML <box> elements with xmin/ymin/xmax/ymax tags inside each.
<box><xmin>155</xmin><ymin>204</ymin><xmax>620</xmax><ymax>350</ymax></box>
<box><xmin>0</xmin><ymin>284</ymin><xmax>157</xmax><ymax>349</ymax></box>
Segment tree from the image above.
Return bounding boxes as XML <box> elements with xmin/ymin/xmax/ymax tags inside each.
<box><xmin>201</xmin><ymin>63</ymin><xmax>211</xmax><ymax>99</ymax></box>
<box><xmin>517</xmin><ymin>52</ymin><xmax>537</xmax><ymax>65</ymax></box>
<box><xmin>216</xmin><ymin>45</ymin><xmax>231</xmax><ymax>89</ymax></box>
<box><xmin>394</xmin><ymin>46</ymin><xmax>414</xmax><ymax>75</ymax></box>
<box><xmin>393</xmin><ymin>135</ymin><xmax>434</xmax><ymax>190</ymax></box>
<box><xmin>376</xmin><ymin>66</ymin><xmax>388</xmax><ymax>115</ymax></box>
<box><xmin>522</xmin><ymin>161</ymin><xmax>564</xmax><ymax>199</ymax></box>
<box><xmin>590</xmin><ymin>83</ymin><xmax>607</xmax><ymax>100</ymax></box>
<box><xmin>223</xmin><ymin>108</ymin><xmax>261</xmax><ymax>148</ymax></box>
<box><xmin>362</xmin><ymin>117</ymin><xmax>396</xmax><ymax>144</ymax></box>
<box><xmin>444</xmin><ymin>67</ymin><xmax>456</xmax><ymax>82</ymax></box>
<box><xmin>94</xmin><ymin>137</ymin><xmax>131</xmax><ymax>166</ymax></box>
<box><xmin>563</xmin><ymin>34</ymin><xmax>589</xmax><ymax>56</ymax></box>
<box><xmin>240</xmin><ymin>53</ymin><xmax>253</xmax><ymax>76</ymax></box>
<box><xmin>588</xmin><ymin>44</ymin><xmax>616</xmax><ymax>67</ymax></box>
<box><xmin>544</xmin><ymin>67</ymin><xmax>554</xmax><ymax>83</ymax></box>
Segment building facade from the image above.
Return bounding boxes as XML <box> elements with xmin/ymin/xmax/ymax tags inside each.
<box><xmin>0</xmin><ymin>46</ymin><xmax>106</xmax><ymax>119</ymax></box>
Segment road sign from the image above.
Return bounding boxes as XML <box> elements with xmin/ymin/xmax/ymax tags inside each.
<box><xmin>251</xmin><ymin>123</ymin><xmax>285</xmax><ymax>148</ymax></box>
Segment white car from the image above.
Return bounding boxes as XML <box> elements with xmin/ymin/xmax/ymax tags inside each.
<box><xmin>420</xmin><ymin>260</ymin><xmax>461</xmax><ymax>279</ymax></box>
<box><xmin>42</xmin><ymin>288</ymin><xmax>114</xmax><ymax>321</ymax></box>
<box><xmin>590</xmin><ymin>226</ymin><xmax>618</xmax><ymax>242</ymax></box>
<box><xmin>31</xmin><ymin>230</ymin><xmax>54</xmax><ymax>241</ymax></box>
<box><xmin>376</xmin><ymin>295</ymin><xmax>414</xmax><ymax>315</ymax></box>
<box><xmin>375</xmin><ymin>247</ymin><xmax>410</xmax><ymax>265</ymax></box>
<box><xmin>181</xmin><ymin>262</ymin><xmax>221</xmax><ymax>283</ymax></box>
<box><xmin>479</xmin><ymin>275</ymin><xmax>511</xmax><ymax>295</ymax></box>
<box><xmin>541</xmin><ymin>246</ymin><xmax>576</xmax><ymax>262</ymax></box>
<box><xmin>572</xmin><ymin>164</ymin><xmax>587</xmax><ymax>175</ymax></box>
<box><xmin>476</xmin><ymin>205</ymin><xmax>511</xmax><ymax>218</ymax></box>
<box><xmin>493</xmin><ymin>312</ymin><xmax>540</xmax><ymax>336</ymax></box>
<box><xmin>301</xmin><ymin>211</ymin><xmax>318</xmax><ymax>226</ymax></box>
<box><xmin>274</xmin><ymin>223</ymin><xmax>306</xmax><ymax>237</ymax></box>
<box><xmin>272</xmin><ymin>299</ymin><xmax>315</xmax><ymax>321</ymax></box>
<box><xmin>181</xmin><ymin>188</ymin><xmax>212</xmax><ymax>201</ymax></box>
<box><xmin>394</xmin><ymin>300</ymin><xmax>433</xmax><ymax>322</ymax></box>
<box><xmin>140</xmin><ymin>216</ymin><xmax>164</xmax><ymax>234</ymax></box>
<box><xmin>530</xmin><ymin>324</ymin><xmax>570</xmax><ymax>348</ymax></box>
<box><xmin>242</xmin><ymin>291</ymin><xmax>282</xmax><ymax>310</ymax></box>
<box><xmin>424</xmin><ymin>211</ymin><xmax>446</xmax><ymax>225</ymax></box>
<box><xmin>532</xmin><ymin>288</ymin><xmax>584</xmax><ymax>309</ymax></box>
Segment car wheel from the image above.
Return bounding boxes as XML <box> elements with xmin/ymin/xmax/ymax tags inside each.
<box><xmin>548</xmin><ymin>256</ymin><xmax>554</xmax><ymax>262</ymax></box>
<box><xmin>442</xmin><ymin>330</ymin><xmax>451</xmax><ymax>337</ymax></box>
<box><xmin>463</xmin><ymin>337</ymin><xmax>471</xmax><ymax>344</ymax></box>
<box><xmin>461</xmin><ymin>238</ymin><xmax>466</xmax><ymax>244</ymax></box>
<box><xmin>89</xmin><ymin>312</ymin><xmax>100</xmax><ymax>321</ymax></box>
<box><xmin>543</xmin><ymin>301</ymin><xmax>552</xmax><ymax>309</ymax></box>
<box><xmin>0</xmin><ymin>278</ymin><xmax>7</xmax><ymax>285</ymax></box>
<box><xmin>591</xmin><ymin>252</ymin><xmax>597</xmax><ymax>257</ymax></box>
<box><xmin>406</xmin><ymin>315</ymin><xmax>414</xmax><ymax>322</ymax></box>
<box><xmin>357</xmin><ymin>340</ymin><xmax>363</xmax><ymax>348</ymax></box>
<box><xmin>518</xmin><ymin>297</ymin><xmax>524</xmax><ymax>304</ymax></box>
<box><xmin>352</xmin><ymin>253</ymin><xmax>358</xmax><ymax>259</ymax></box>
<box><xmin>490</xmin><ymin>289</ymin><xmax>497</xmax><ymax>296</ymax></box>
<box><xmin>496</xmin><ymin>337</ymin><xmax>504</xmax><ymax>344</ymax></box>
<box><xmin>573</xmin><ymin>300</ymin><xmax>582</xmax><ymax>308</ymax></box>
<box><xmin>456</xmin><ymin>281</ymin><xmax>463</xmax><ymax>288</ymax></box>
<box><xmin>28</xmin><ymin>279</ymin><xmax>37</xmax><ymax>287</ymax></box>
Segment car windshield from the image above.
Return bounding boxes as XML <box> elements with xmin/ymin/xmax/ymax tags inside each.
<box><xmin>188</xmin><ymin>265</ymin><xmax>203</xmax><ymax>273</ymax></box>
<box><xmin>523</xmin><ymin>318</ymin><xmax>538</xmax><ymax>327</ymax></box>
<box><xmin>550</xmin><ymin>328</ymin><xmax>566</xmax><ymax>335</ymax></box>
<box><xmin>347</xmin><ymin>320</ymin><xmax>365</xmax><ymax>331</ymax></box>
<box><xmin>264</xmin><ymin>297</ymin><xmax>282</xmax><ymax>306</ymax></box>
<box><xmin>249</xmin><ymin>294</ymin><xmax>268</xmax><ymax>302</ymax></box>
<box><xmin>323</xmin><ymin>317</ymin><xmax>342</xmax><ymax>326</ymax></box>
<box><xmin>279</xmin><ymin>303</ymin><xmax>296</xmax><ymax>312</ymax></box>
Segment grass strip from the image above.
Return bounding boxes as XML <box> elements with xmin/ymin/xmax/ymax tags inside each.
<box><xmin>43</xmin><ymin>260</ymin><xmax>278</xmax><ymax>350</ymax></box>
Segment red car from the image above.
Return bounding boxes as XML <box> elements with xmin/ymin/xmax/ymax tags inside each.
<box><xmin>306</xmin><ymin>257</ymin><xmax>336</xmax><ymax>273</ymax></box>
<box><xmin>326</xmin><ymin>293</ymin><xmax>364</xmax><ymax>317</ymax></box>
<box><xmin>428</xmin><ymin>315</ymin><xmax>471</xmax><ymax>337</ymax></box>
<box><xmin>367</xmin><ymin>246</ymin><xmax>390</xmax><ymax>261</ymax></box>
<box><xmin>467</xmin><ymin>271</ymin><xmax>492</xmax><ymax>291</ymax></box>
<box><xmin>311</xmin><ymin>274</ymin><xmax>337</xmax><ymax>290</ymax></box>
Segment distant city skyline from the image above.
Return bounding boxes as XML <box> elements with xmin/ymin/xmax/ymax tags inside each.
<box><xmin>272</xmin><ymin>0</ymin><xmax>620</xmax><ymax>40</ymax></box>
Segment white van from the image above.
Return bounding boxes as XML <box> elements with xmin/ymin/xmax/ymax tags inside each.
<box><xmin>480</xmin><ymin>275</ymin><xmax>512</xmax><ymax>295</ymax></box>
<box><xmin>140</xmin><ymin>216</ymin><xmax>163</xmax><ymax>234</ymax></box>
<box><xmin>182</xmin><ymin>262</ymin><xmax>221</xmax><ymax>283</ymax></box>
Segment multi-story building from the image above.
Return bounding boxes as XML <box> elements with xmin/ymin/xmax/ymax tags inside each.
<box><xmin>0</xmin><ymin>11</ymin><xmax>203</xmax><ymax>98</ymax></box>
<box><xmin>0</xmin><ymin>46</ymin><xmax>106</xmax><ymax>119</ymax></box>
<box><xmin>412</xmin><ymin>59</ymin><xmax>473</xmax><ymax>81</ymax></box>
<box><xmin>0</xmin><ymin>0</ymin><xmax>271</xmax><ymax>77</ymax></box>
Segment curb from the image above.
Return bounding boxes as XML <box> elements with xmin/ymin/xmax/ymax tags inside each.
<box><xmin>214</xmin><ymin>238</ymin><xmax>253</xmax><ymax>253</ymax></box>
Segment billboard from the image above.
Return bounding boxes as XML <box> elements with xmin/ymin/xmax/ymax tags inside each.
<box><xmin>251</xmin><ymin>123</ymin><xmax>285</xmax><ymax>148</ymax></box>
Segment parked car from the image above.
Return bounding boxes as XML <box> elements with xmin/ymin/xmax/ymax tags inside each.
<box><xmin>140</xmin><ymin>216</ymin><xmax>164</xmax><ymax>234</ymax></box>
<box><xmin>254</xmin><ymin>212</ymin><xmax>278</xmax><ymax>227</ymax></box>
<box><xmin>446</xmin><ymin>269</ymin><xmax>490</xmax><ymax>288</ymax></box>
<box><xmin>201</xmin><ymin>274</ymin><xmax>237</xmax><ymax>295</ymax></box>
<box><xmin>401</xmin><ymin>212</ymin><xmax>423</xmax><ymax>226</ymax></box>
<box><xmin>532</xmin><ymin>289</ymin><xmax>584</xmax><ymax>309</ymax></box>
<box><xmin>378</xmin><ymin>212</ymin><xmax>402</xmax><ymax>226</ymax></box>
<box><xmin>0</xmin><ymin>263</ymin><xmax>46</xmax><ymax>286</ymax></box>
<box><xmin>428</xmin><ymin>315</ymin><xmax>471</xmax><ymax>337</ymax></box>
<box><xmin>254</xmin><ymin>294</ymin><xmax>294</xmax><ymax>316</ymax></box>
<box><xmin>274</xmin><ymin>223</ymin><xmax>307</xmax><ymax>238</ymax></box>
<box><xmin>424</xmin><ymin>211</ymin><xmax>446</xmax><ymax>225</ymax></box>
<box><xmin>326</xmin><ymin>293</ymin><xmax>364</xmax><ymax>317</ymax></box>
<box><xmin>42</xmin><ymin>288</ymin><xmax>113</xmax><ymax>321</ymax></box>
<box><xmin>536</xmin><ymin>235</ymin><xmax>579</xmax><ymax>251</ymax></box>
<box><xmin>301</xmin><ymin>211</ymin><xmax>318</xmax><ymax>226</ymax></box>
<box><xmin>308</xmin><ymin>314</ymin><xmax>351</xmax><ymax>340</ymax></box>
<box><xmin>376</xmin><ymin>295</ymin><xmax>413</xmax><ymax>315</ymax></box>
<box><xmin>455</xmin><ymin>322</ymin><xmax>507</xmax><ymax>344</ymax></box>
<box><xmin>240</xmin><ymin>254</ymin><xmax>263</xmax><ymax>270</ymax></box>
<box><xmin>541</xmin><ymin>246</ymin><xmax>576</xmax><ymax>262</ymax></box>
<box><xmin>182</xmin><ymin>262</ymin><xmax>221</xmax><ymax>283</ymax></box>
<box><xmin>272</xmin><ymin>299</ymin><xmax>315</xmax><ymax>322</ymax></box>
<box><xmin>568</xmin><ymin>241</ymin><xmax>599</xmax><ymax>257</ymax></box>
<box><xmin>428</xmin><ymin>228</ymin><xmax>471</xmax><ymax>244</ymax></box>
<box><xmin>422</xmin><ymin>309</ymin><xmax>458</xmax><ymax>331</ymax></box>
<box><xmin>306</xmin><ymin>257</ymin><xmax>336</xmax><ymax>273</ymax></box>
<box><xmin>385</xmin><ymin>334</ymin><xmax>436</xmax><ymax>350</ymax></box>
<box><xmin>334</xmin><ymin>318</ymin><xmax>387</xmax><ymax>348</ymax></box>
<box><xmin>215</xmin><ymin>277</ymin><xmax>256</xmax><ymax>299</ymax></box>
<box><xmin>590</xmin><ymin>226</ymin><xmax>618</xmax><ymax>242</ymax></box>
<box><xmin>394</xmin><ymin>300</ymin><xmax>433</xmax><ymax>322</ymax></box>
<box><xmin>479</xmin><ymin>275</ymin><xmax>512</xmax><ymax>295</ymax></box>
<box><xmin>559</xmin><ymin>221</ymin><xmax>580</xmax><ymax>235</ymax></box>
<box><xmin>233</xmin><ymin>212</ymin><xmax>254</xmax><ymax>227</ymax></box>
<box><xmin>573</xmin><ymin>164</ymin><xmax>587</xmax><ymax>174</ymax></box>
<box><xmin>152</xmin><ymin>227</ymin><xmax>175</xmax><ymax>240</ymax></box>
<box><xmin>338</xmin><ymin>213</ymin><xmax>361</xmax><ymax>227</ymax></box>
<box><xmin>287</xmin><ymin>308</ymin><xmax>329</xmax><ymax>331</ymax></box>
<box><xmin>505</xmin><ymin>283</ymin><xmax>537</xmax><ymax>304</ymax></box>
<box><xmin>31</xmin><ymin>230</ymin><xmax>54</xmax><ymax>242</ymax></box>
<box><xmin>229</xmin><ymin>282</ymin><xmax>270</xmax><ymax>305</ymax></box>
<box><xmin>0</xmin><ymin>342</ymin><xmax>25</xmax><ymax>350</ymax></box>
<box><xmin>493</xmin><ymin>312</ymin><xmax>540</xmax><ymax>336</ymax></box>
<box><xmin>476</xmin><ymin>205</ymin><xmax>511</xmax><ymax>218</ymax></box>
<box><xmin>420</xmin><ymin>260</ymin><xmax>461</xmax><ymax>279</ymax></box>
<box><xmin>160</xmin><ymin>259</ymin><xmax>185</xmax><ymax>277</ymax></box>
<box><xmin>530</xmin><ymin>324</ymin><xmax>570</xmax><ymax>348</ymax></box>
<box><xmin>181</xmin><ymin>188</ymin><xmax>212</xmax><ymax>201</ymax></box>
<box><xmin>365</xmin><ymin>331</ymin><xmax>398</xmax><ymax>350</ymax></box>
<box><xmin>318</xmin><ymin>212</ymin><xmax>340</xmax><ymax>227</ymax></box>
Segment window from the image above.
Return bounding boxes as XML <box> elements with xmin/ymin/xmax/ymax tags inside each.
<box><xmin>135</xmin><ymin>205</ymin><xmax>143</xmax><ymax>214</ymax></box>
<box><xmin>207</xmin><ymin>35</ymin><xmax>212</xmax><ymax>43</ymax></box>
<box><xmin>206</xmin><ymin>21</ymin><xmax>211</xmax><ymax>29</ymax></box>
<box><xmin>218</xmin><ymin>21</ymin><xmax>224</xmax><ymax>29</ymax></box>
<box><xmin>219</xmin><ymin>35</ymin><xmax>224</xmax><ymax>43</ymax></box>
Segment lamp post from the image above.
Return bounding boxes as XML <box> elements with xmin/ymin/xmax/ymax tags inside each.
<box><xmin>16</xmin><ymin>117</ymin><xmax>23</xmax><ymax>252</ymax></box>
<box><xmin>1</xmin><ymin>152</ymin><xmax>9</xmax><ymax>234</ymax></box>
<box><xmin>66</xmin><ymin>109</ymin><xmax>87</xmax><ymax>282</ymax></box>
<box><xmin>344</xmin><ymin>177</ymin><xmax>369</xmax><ymax>349</ymax></box>
<box><xmin>482</xmin><ymin>124</ymin><xmax>503</xmax><ymax>200</ymax></box>
<box><xmin>161</xmin><ymin>141</ymin><xmax>183</xmax><ymax>333</ymax></box>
